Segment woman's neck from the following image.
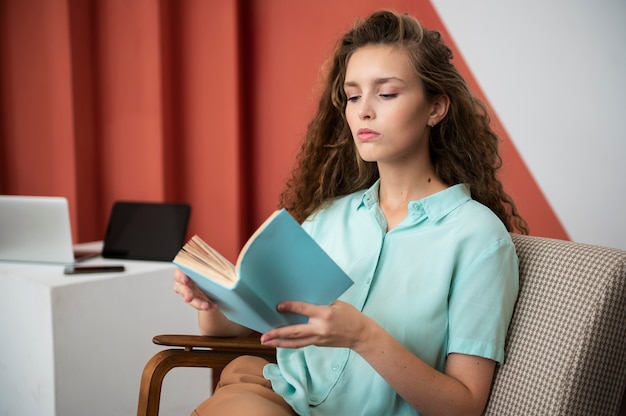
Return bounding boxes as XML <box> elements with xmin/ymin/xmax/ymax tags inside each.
<box><xmin>378</xmin><ymin>166</ymin><xmax>447</xmax><ymax>207</ymax></box>
<box><xmin>377</xmin><ymin>164</ymin><xmax>447</xmax><ymax>231</ymax></box>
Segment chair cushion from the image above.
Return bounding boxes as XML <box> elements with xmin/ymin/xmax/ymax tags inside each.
<box><xmin>485</xmin><ymin>234</ymin><xmax>626</xmax><ymax>415</ymax></box>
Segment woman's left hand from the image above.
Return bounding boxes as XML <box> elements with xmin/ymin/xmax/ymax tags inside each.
<box><xmin>259</xmin><ymin>300</ymin><xmax>372</xmax><ymax>350</ymax></box>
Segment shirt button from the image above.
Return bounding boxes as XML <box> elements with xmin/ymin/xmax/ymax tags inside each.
<box><xmin>332</xmin><ymin>365</ymin><xmax>339</xmax><ymax>371</ymax></box>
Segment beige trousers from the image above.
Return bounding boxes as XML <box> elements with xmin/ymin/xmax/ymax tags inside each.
<box><xmin>192</xmin><ymin>355</ymin><xmax>297</xmax><ymax>416</ymax></box>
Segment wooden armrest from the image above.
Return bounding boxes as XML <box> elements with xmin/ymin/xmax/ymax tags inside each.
<box><xmin>137</xmin><ymin>335</ymin><xmax>276</xmax><ymax>416</ymax></box>
<box><xmin>152</xmin><ymin>334</ymin><xmax>275</xmax><ymax>354</ymax></box>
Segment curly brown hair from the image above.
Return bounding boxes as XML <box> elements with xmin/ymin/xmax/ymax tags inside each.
<box><xmin>279</xmin><ymin>10</ymin><xmax>528</xmax><ymax>234</ymax></box>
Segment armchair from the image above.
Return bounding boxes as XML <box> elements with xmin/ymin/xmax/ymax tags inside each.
<box><xmin>138</xmin><ymin>234</ymin><xmax>626</xmax><ymax>416</ymax></box>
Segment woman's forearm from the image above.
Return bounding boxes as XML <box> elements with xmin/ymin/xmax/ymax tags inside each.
<box><xmin>198</xmin><ymin>309</ymin><xmax>252</xmax><ymax>337</ymax></box>
<box><xmin>354</xmin><ymin>320</ymin><xmax>494</xmax><ymax>416</ymax></box>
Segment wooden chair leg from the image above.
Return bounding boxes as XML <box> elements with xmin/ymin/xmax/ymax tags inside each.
<box><xmin>137</xmin><ymin>348</ymin><xmax>251</xmax><ymax>416</ymax></box>
<box><xmin>137</xmin><ymin>335</ymin><xmax>276</xmax><ymax>416</ymax></box>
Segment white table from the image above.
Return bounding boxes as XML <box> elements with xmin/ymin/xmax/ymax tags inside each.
<box><xmin>0</xmin><ymin>250</ymin><xmax>213</xmax><ymax>416</ymax></box>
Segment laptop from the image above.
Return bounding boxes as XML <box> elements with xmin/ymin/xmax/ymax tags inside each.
<box><xmin>102</xmin><ymin>201</ymin><xmax>191</xmax><ymax>261</ymax></box>
<box><xmin>0</xmin><ymin>195</ymin><xmax>98</xmax><ymax>264</ymax></box>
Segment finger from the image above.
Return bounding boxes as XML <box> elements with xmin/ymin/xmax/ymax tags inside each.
<box><xmin>174</xmin><ymin>283</ymin><xmax>213</xmax><ymax>310</ymax></box>
<box><xmin>277</xmin><ymin>300</ymin><xmax>316</xmax><ymax>316</ymax></box>
<box><xmin>189</xmin><ymin>297</ymin><xmax>211</xmax><ymax>311</ymax></box>
<box><xmin>174</xmin><ymin>268</ymin><xmax>190</xmax><ymax>284</ymax></box>
<box><xmin>261</xmin><ymin>324</ymin><xmax>305</xmax><ymax>342</ymax></box>
<box><xmin>262</xmin><ymin>336</ymin><xmax>318</xmax><ymax>349</ymax></box>
<box><xmin>173</xmin><ymin>269</ymin><xmax>219</xmax><ymax>311</ymax></box>
<box><xmin>173</xmin><ymin>281</ymin><xmax>194</xmax><ymax>302</ymax></box>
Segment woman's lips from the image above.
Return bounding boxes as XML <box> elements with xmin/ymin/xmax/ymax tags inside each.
<box><xmin>356</xmin><ymin>128</ymin><xmax>380</xmax><ymax>141</ymax></box>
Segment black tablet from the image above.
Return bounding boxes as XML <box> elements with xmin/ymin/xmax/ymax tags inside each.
<box><xmin>102</xmin><ymin>201</ymin><xmax>191</xmax><ymax>261</ymax></box>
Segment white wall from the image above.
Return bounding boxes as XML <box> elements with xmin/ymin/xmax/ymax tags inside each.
<box><xmin>432</xmin><ymin>0</ymin><xmax>626</xmax><ymax>250</ymax></box>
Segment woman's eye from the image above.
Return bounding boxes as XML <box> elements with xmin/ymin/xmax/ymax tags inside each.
<box><xmin>347</xmin><ymin>95</ymin><xmax>360</xmax><ymax>102</ymax></box>
<box><xmin>379</xmin><ymin>93</ymin><xmax>398</xmax><ymax>99</ymax></box>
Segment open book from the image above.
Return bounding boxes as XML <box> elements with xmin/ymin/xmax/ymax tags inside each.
<box><xmin>173</xmin><ymin>209</ymin><xmax>354</xmax><ymax>333</ymax></box>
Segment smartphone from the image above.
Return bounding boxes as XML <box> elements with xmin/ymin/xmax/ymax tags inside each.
<box><xmin>64</xmin><ymin>265</ymin><xmax>125</xmax><ymax>275</ymax></box>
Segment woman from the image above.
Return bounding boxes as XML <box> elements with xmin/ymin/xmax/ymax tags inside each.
<box><xmin>175</xmin><ymin>10</ymin><xmax>527</xmax><ymax>416</ymax></box>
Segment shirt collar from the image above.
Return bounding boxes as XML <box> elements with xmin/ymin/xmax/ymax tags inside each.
<box><xmin>358</xmin><ymin>179</ymin><xmax>472</xmax><ymax>223</ymax></box>
<box><xmin>359</xmin><ymin>180</ymin><xmax>381</xmax><ymax>209</ymax></box>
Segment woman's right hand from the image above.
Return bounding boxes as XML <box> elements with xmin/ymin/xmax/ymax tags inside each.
<box><xmin>174</xmin><ymin>268</ymin><xmax>253</xmax><ymax>337</ymax></box>
<box><xmin>173</xmin><ymin>268</ymin><xmax>218</xmax><ymax>311</ymax></box>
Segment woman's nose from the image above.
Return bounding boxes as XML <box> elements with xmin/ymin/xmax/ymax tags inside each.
<box><xmin>358</xmin><ymin>97</ymin><xmax>375</xmax><ymax>120</ymax></box>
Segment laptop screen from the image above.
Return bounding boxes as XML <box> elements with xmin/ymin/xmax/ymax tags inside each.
<box><xmin>0</xmin><ymin>195</ymin><xmax>76</xmax><ymax>264</ymax></box>
<box><xmin>102</xmin><ymin>201</ymin><xmax>191</xmax><ymax>262</ymax></box>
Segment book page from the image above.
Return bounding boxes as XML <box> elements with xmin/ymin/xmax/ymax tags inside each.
<box><xmin>175</xmin><ymin>236</ymin><xmax>237</xmax><ymax>287</ymax></box>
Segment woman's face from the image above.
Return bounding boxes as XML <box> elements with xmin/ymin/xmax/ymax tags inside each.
<box><xmin>344</xmin><ymin>44</ymin><xmax>437</xmax><ymax>167</ymax></box>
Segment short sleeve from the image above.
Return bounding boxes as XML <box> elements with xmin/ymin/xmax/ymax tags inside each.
<box><xmin>447</xmin><ymin>237</ymin><xmax>519</xmax><ymax>363</ymax></box>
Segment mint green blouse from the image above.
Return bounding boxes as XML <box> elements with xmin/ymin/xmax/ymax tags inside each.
<box><xmin>263</xmin><ymin>181</ymin><xmax>519</xmax><ymax>416</ymax></box>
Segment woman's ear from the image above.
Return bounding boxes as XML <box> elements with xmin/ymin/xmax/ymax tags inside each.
<box><xmin>428</xmin><ymin>94</ymin><xmax>450</xmax><ymax>127</ymax></box>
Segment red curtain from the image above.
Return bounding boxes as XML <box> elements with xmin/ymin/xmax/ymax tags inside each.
<box><xmin>0</xmin><ymin>0</ymin><xmax>568</xmax><ymax>261</ymax></box>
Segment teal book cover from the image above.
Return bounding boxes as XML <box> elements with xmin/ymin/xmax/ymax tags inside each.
<box><xmin>173</xmin><ymin>209</ymin><xmax>354</xmax><ymax>333</ymax></box>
